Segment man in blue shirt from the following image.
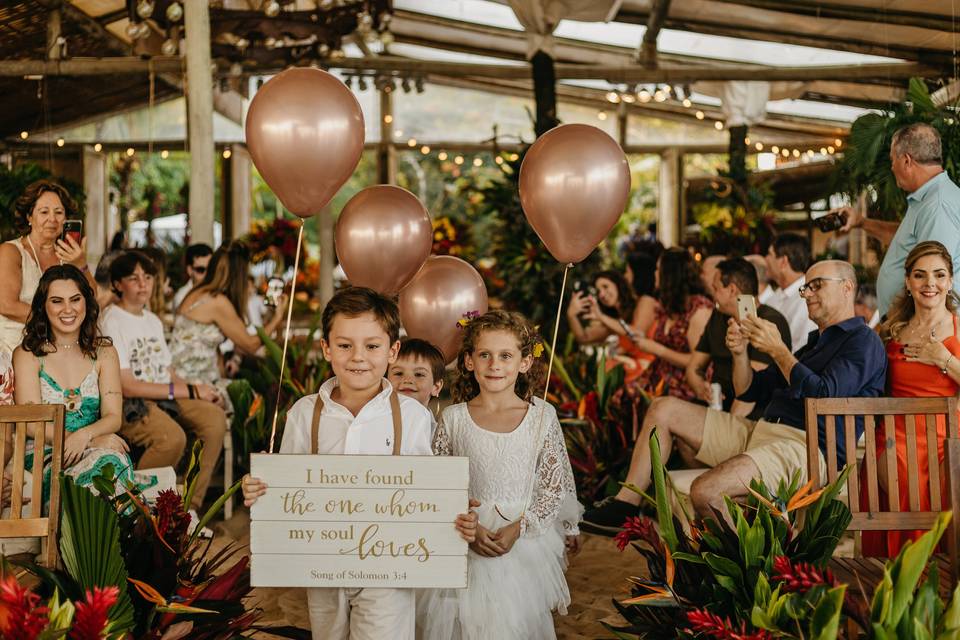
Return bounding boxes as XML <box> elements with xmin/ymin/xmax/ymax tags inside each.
<box><xmin>837</xmin><ymin>123</ymin><xmax>960</xmax><ymax>315</ymax></box>
<box><xmin>582</xmin><ymin>260</ymin><xmax>885</xmax><ymax>531</ymax></box>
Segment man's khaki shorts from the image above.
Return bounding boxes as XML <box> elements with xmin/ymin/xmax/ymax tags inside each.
<box><xmin>695</xmin><ymin>409</ymin><xmax>826</xmax><ymax>491</ymax></box>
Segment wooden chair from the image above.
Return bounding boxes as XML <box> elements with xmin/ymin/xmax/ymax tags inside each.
<box><xmin>0</xmin><ymin>405</ymin><xmax>65</xmax><ymax>568</ymax></box>
<box><xmin>804</xmin><ymin>397</ymin><xmax>960</xmax><ymax>596</ymax></box>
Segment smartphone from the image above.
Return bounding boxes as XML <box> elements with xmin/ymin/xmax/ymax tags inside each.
<box><xmin>264</xmin><ymin>277</ymin><xmax>285</xmax><ymax>308</ymax></box>
<box><xmin>811</xmin><ymin>209</ymin><xmax>847</xmax><ymax>232</ymax></box>
<box><xmin>61</xmin><ymin>219</ymin><xmax>83</xmax><ymax>245</ymax></box>
<box><xmin>736</xmin><ymin>294</ymin><xmax>757</xmax><ymax>321</ymax></box>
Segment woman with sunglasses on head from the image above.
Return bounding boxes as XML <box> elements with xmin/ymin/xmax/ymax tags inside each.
<box><xmin>863</xmin><ymin>241</ymin><xmax>960</xmax><ymax>557</ymax></box>
<box><xmin>12</xmin><ymin>265</ymin><xmax>138</xmax><ymax>507</ymax></box>
<box><xmin>169</xmin><ymin>241</ymin><xmax>286</xmax><ymax>411</ymax></box>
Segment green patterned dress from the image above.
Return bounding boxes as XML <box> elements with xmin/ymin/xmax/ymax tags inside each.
<box><xmin>25</xmin><ymin>358</ymin><xmax>144</xmax><ymax>509</ymax></box>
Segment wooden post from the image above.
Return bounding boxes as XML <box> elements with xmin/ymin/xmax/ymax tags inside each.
<box><xmin>617</xmin><ymin>103</ymin><xmax>628</xmax><ymax>148</ymax></box>
<box><xmin>230</xmin><ymin>145</ymin><xmax>252</xmax><ymax>241</ymax></box>
<box><xmin>82</xmin><ymin>145</ymin><xmax>108</xmax><ymax>263</ymax></box>
<box><xmin>46</xmin><ymin>2</ymin><xmax>62</xmax><ymax>61</ymax></box>
<box><xmin>184</xmin><ymin>0</ymin><xmax>215</xmax><ymax>246</ymax></box>
<box><xmin>532</xmin><ymin>50</ymin><xmax>559</xmax><ymax>137</ymax></box>
<box><xmin>318</xmin><ymin>204</ymin><xmax>335</xmax><ymax>308</ymax></box>
<box><xmin>378</xmin><ymin>88</ymin><xmax>396</xmax><ymax>184</ymax></box>
<box><xmin>659</xmin><ymin>148</ymin><xmax>681</xmax><ymax>247</ymax></box>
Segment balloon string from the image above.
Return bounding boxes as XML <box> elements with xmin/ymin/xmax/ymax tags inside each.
<box><xmin>268</xmin><ymin>221</ymin><xmax>305</xmax><ymax>453</ymax></box>
<box><xmin>520</xmin><ymin>262</ymin><xmax>572</xmax><ymax>522</ymax></box>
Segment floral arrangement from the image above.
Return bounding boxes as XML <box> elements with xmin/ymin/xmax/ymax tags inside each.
<box><xmin>431</xmin><ymin>216</ymin><xmax>468</xmax><ymax>257</ymax></box>
<box><xmin>240</xmin><ymin>218</ymin><xmax>307</xmax><ymax>269</ymax></box>
<box><xmin>11</xmin><ymin>447</ymin><xmax>256</xmax><ymax>639</ymax></box>
<box><xmin>692</xmin><ymin>200</ymin><xmax>775</xmax><ymax>256</ymax></box>
<box><xmin>605</xmin><ymin>432</ymin><xmax>960</xmax><ymax>639</ymax></box>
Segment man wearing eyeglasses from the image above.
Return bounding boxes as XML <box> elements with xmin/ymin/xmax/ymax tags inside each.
<box><xmin>581</xmin><ymin>260</ymin><xmax>885</xmax><ymax>530</ymax></box>
<box><xmin>172</xmin><ymin>243</ymin><xmax>213</xmax><ymax>311</ymax></box>
<box><xmin>835</xmin><ymin>123</ymin><xmax>960</xmax><ymax>316</ymax></box>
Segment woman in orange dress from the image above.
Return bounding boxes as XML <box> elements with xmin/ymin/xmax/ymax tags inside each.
<box><xmin>862</xmin><ymin>241</ymin><xmax>960</xmax><ymax>557</ymax></box>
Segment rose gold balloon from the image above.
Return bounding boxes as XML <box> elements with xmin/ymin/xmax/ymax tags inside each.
<box><xmin>399</xmin><ymin>256</ymin><xmax>489</xmax><ymax>363</ymax></box>
<box><xmin>335</xmin><ymin>185</ymin><xmax>433</xmax><ymax>295</ymax></box>
<box><xmin>245</xmin><ymin>68</ymin><xmax>364</xmax><ymax>218</ymax></box>
<box><xmin>519</xmin><ymin>123</ymin><xmax>631</xmax><ymax>263</ymax></box>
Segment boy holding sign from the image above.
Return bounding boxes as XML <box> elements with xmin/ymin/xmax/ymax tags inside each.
<box><xmin>242</xmin><ymin>287</ymin><xmax>476</xmax><ymax>640</ymax></box>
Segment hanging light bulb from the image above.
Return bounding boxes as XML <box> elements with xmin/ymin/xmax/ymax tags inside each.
<box><xmin>125</xmin><ymin>21</ymin><xmax>141</xmax><ymax>39</ymax></box>
<box><xmin>56</xmin><ymin>138</ymin><xmax>65</xmax><ymax>147</ymax></box>
<box><xmin>653</xmin><ymin>89</ymin><xmax>666</xmax><ymax>102</ymax></box>
<box><xmin>136</xmin><ymin>21</ymin><xmax>151</xmax><ymax>39</ymax></box>
<box><xmin>166</xmin><ymin>2</ymin><xmax>183</xmax><ymax>22</ymax></box>
<box><xmin>329</xmin><ymin>48</ymin><xmax>345</xmax><ymax>60</ymax></box>
<box><xmin>235</xmin><ymin>37</ymin><xmax>250</xmax><ymax>52</ymax></box>
<box><xmin>637</xmin><ymin>89</ymin><xmax>651</xmax><ymax>103</ymax></box>
<box><xmin>264</xmin><ymin>1</ymin><xmax>281</xmax><ymax>17</ymax></box>
<box><xmin>317</xmin><ymin>43</ymin><xmax>330</xmax><ymax>57</ymax></box>
<box><xmin>136</xmin><ymin>0</ymin><xmax>155</xmax><ymax>19</ymax></box>
<box><xmin>695</xmin><ymin>110</ymin><xmax>704</xmax><ymax>120</ymax></box>
<box><xmin>682</xmin><ymin>98</ymin><xmax>692</xmax><ymax>108</ymax></box>
<box><xmin>94</xmin><ymin>143</ymin><xmax>102</xmax><ymax>152</ymax></box>
<box><xmin>161</xmin><ymin>37</ymin><xmax>178</xmax><ymax>56</ymax></box>
<box><xmin>19</xmin><ymin>131</ymin><xmax>28</xmax><ymax>140</ymax></box>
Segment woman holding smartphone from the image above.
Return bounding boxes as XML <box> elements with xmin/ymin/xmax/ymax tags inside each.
<box><xmin>0</xmin><ymin>180</ymin><xmax>91</xmax><ymax>357</ymax></box>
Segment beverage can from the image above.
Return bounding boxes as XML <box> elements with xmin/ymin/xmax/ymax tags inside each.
<box><xmin>710</xmin><ymin>383</ymin><xmax>723</xmax><ymax>410</ymax></box>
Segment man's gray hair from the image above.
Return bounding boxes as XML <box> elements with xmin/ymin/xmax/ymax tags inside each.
<box><xmin>892</xmin><ymin>123</ymin><xmax>942</xmax><ymax>165</ymax></box>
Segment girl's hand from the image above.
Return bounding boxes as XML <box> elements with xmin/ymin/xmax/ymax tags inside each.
<box><xmin>55</xmin><ymin>235</ymin><xmax>87</xmax><ymax>268</ymax></box>
<box><xmin>565</xmin><ymin>534</ymin><xmax>582</xmax><ymax>556</ymax></box>
<box><xmin>63</xmin><ymin>429</ymin><xmax>93</xmax><ymax>467</ymax></box>
<box><xmin>90</xmin><ymin>433</ymin><xmax>130</xmax><ymax>453</ymax></box>
<box><xmin>242</xmin><ymin>474</ymin><xmax>267</xmax><ymax>507</ymax></box>
<box><xmin>903</xmin><ymin>339</ymin><xmax>951</xmax><ymax>368</ymax></box>
<box><xmin>469</xmin><ymin>524</ymin><xmax>506</xmax><ymax>557</ymax></box>
<box><xmin>493</xmin><ymin>520</ymin><xmax>522</xmax><ymax>554</ymax></box>
<box><xmin>454</xmin><ymin>498</ymin><xmax>480</xmax><ymax>543</ymax></box>
<box><xmin>566</xmin><ymin>291</ymin><xmax>589</xmax><ymax>317</ymax></box>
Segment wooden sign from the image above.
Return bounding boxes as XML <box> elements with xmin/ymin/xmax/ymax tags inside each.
<box><xmin>249</xmin><ymin>453</ymin><xmax>469</xmax><ymax>589</ymax></box>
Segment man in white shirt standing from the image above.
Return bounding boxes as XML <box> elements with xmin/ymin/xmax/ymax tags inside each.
<box><xmin>100</xmin><ymin>250</ymin><xmax>226</xmax><ymax>510</ymax></box>
<box><xmin>764</xmin><ymin>234</ymin><xmax>818</xmax><ymax>353</ymax></box>
<box><xmin>172</xmin><ymin>243</ymin><xmax>213</xmax><ymax>311</ymax></box>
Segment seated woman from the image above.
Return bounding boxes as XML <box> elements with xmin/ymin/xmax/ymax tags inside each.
<box><xmin>12</xmin><ymin>264</ymin><xmax>136</xmax><ymax>506</ymax></box>
<box><xmin>634</xmin><ymin>248</ymin><xmax>713</xmax><ymax>400</ymax></box>
<box><xmin>864</xmin><ymin>241</ymin><xmax>960</xmax><ymax>557</ymax></box>
<box><xmin>566</xmin><ymin>270</ymin><xmax>657</xmax><ymax>381</ymax></box>
<box><xmin>170</xmin><ymin>242</ymin><xmax>285</xmax><ymax>411</ymax></box>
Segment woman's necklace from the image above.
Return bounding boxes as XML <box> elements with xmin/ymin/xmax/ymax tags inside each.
<box><xmin>25</xmin><ymin>234</ymin><xmax>61</xmax><ymax>268</ymax></box>
<box><xmin>53</xmin><ymin>340</ymin><xmax>79</xmax><ymax>351</ymax></box>
<box><xmin>905</xmin><ymin>312</ymin><xmax>949</xmax><ymax>342</ymax></box>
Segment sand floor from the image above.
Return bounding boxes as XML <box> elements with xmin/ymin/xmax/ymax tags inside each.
<box><xmin>216</xmin><ymin>512</ymin><xmax>642</xmax><ymax>639</ymax></box>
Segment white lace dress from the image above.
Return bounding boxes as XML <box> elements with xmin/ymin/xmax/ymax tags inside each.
<box><xmin>418</xmin><ymin>398</ymin><xmax>582</xmax><ymax>640</ymax></box>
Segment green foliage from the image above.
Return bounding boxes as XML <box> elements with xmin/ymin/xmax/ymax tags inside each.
<box><xmin>834</xmin><ymin>78</ymin><xmax>960</xmax><ymax>218</ymax></box>
<box><xmin>548</xmin><ymin>338</ymin><xmax>649</xmax><ymax>502</ymax></box>
<box><xmin>58</xmin><ymin>475</ymin><xmax>135</xmax><ymax>634</ymax></box>
<box><xmin>471</xmin><ymin>154</ymin><xmax>603</xmax><ymax>327</ymax></box>
<box><xmin>0</xmin><ymin>163</ymin><xmax>86</xmax><ymax>242</ymax></box>
<box><xmin>236</xmin><ymin>323</ymin><xmax>331</xmax><ymax>458</ymax></box>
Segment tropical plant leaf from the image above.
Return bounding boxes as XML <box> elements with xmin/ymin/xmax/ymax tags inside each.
<box><xmin>58</xmin><ymin>475</ymin><xmax>135</xmax><ymax>633</ymax></box>
<box><xmin>648</xmin><ymin>430</ymin><xmax>679</xmax><ymax>551</ymax></box>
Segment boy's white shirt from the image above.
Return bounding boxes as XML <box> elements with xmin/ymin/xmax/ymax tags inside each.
<box><xmin>280</xmin><ymin>377</ymin><xmax>433</xmax><ymax>456</ymax></box>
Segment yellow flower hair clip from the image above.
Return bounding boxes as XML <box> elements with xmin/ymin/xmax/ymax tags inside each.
<box><xmin>532</xmin><ymin>342</ymin><xmax>544</xmax><ymax>358</ymax></box>
<box><xmin>456</xmin><ymin>310</ymin><xmax>481</xmax><ymax>329</ymax></box>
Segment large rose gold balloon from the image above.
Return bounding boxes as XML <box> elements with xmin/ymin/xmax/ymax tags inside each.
<box><xmin>519</xmin><ymin>123</ymin><xmax>631</xmax><ymax>263</ymax></box>
<box><xmin>335</xmin><ymin>186</ymin><xmax>433</xmax><ymax>295</ymax></box>
<box><xmin>399</xmin><ymin>256</ymin><xmax>489</xmax><ymax>363</ymax></box>
<box><xmin>245</xmin><ymin>68</ymin><xmax>364</xmax><ymax>218</ymax></box>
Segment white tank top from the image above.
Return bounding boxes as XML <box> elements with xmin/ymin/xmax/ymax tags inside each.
<box><xmin>0</xmin><ymin>238</ymin><xmax>43</xmax><ymax>355</ymax></box>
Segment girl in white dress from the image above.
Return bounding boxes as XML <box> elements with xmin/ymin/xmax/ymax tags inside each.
<box><xmin>419</xmin><ymin>310</ymin><xmax>581</xmax><ymax>640</ymax></box>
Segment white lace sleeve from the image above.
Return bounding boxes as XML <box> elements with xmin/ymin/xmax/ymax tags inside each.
<box><xmin>431</xmin><ymin>421</ymin><xmax>452</xmax><ymax>456</ymax></box>
<box><xmin>522</xmin><ymin>405</ymin><xmax>580</xmax><ymax>537</ymax></box>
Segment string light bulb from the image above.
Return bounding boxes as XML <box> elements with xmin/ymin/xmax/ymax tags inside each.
<box><xmin>834</xmin><ymin>138</ymin><xmax>843</xmax><ymax>147</ymax></box>
<box><xmin>637</xmin><ymin>89</ymin><xmax>651</xmax><ymax>103</ymax></box>
<box><xmin>473</xmin><ymin>158</ymin><xmax>482</xmax><ymax>167</ymax></box>
<box><xmin>420</xmin><ymin>145</ymin><xmax>430</xmax><ymax>154</ymax></box>
<box><xmin>126</xmin><ymin>147</ymin><xmax>135</xmax><ymax>157</ymax></box>
<box><xmin>495</xmin><ymin>156</ymin><xmax>504</xmax><ymax>165</ymax></box>
<box><xmin>438</xmin><ymin>151</ymin><xmax>448</xmax><ymax>161</ymax></box>
<box><xmin>714</xmin><ymin>121</ymin><xmax>723</xmax><ymax>130</ymax></box>
<box><xmin>223</xmin><ymin>149</ymin><xmax>232</xmax><ymax>159</ymax></box>
<box><xmin>597</xmin><ymin>111</ymin><xmax>608</xmax><ymax>120</ymax></box>
<box><xmin>682</xmin><ymin>98</ymin><xmax>692</xmax><ymax>108</ymax></box>
<box><xmin>56</xmin><ymin>138</ymin><xmax>65</xmax><ymax>147</ymax></box>
<box><xmin>454</xmin><ymin>155</ymin><xmax>464</xmax><ymax>165</ymax></box>
<box><xmin>160</xmin><ymin>149</ymin><xmax>169</xmax><ymax>159</ymax></box>
<box><xmin>161</xmin><ymin>38</ymin><xmax>178</xmax><ymax>56</ymax></box>
<box><xmin>264</xmin><ymin>0</ymin><xmax>281</xmax><ymax>17</ymax></box>
<box><xmin>606</xmin><ymin>91</ymin><xmax>621</xmax><ymax>104</ymax></box>
<box><xmin>695</xmin><ymin>111</ymin><xmax>704</xmax><ymax>120</ymax></box>
<box><xmin>94</xmin><ymin>143</ymin><xmax>102</xmax><ymax>152</ymax></box>
<box><xmin>827</xmin><ymin>146</ymin><xmax>835</xmax><ymax>154</ymax></box>
<box><xmin>136</xmin><ymin>0</ymin><xmax>154</xmax><ymax>19</ymax></box>
<box><xmin>407</xmin><ymin>138</ymin><xmax>417</xmax><ymax>147</ymax></box>
<box><xmin>19</xmin><ymin>131</ymin><xmax>28</xmax><ymax>140</ymax></box>
<box><xmin>166</xmin><ymin>2</ymin><xmax>183</xmax><ymax>21</ymax></box>
<box><xmin>755</xmin><ymin>142</ymin><xmax>763</xmax><ymax>151</ymax></box>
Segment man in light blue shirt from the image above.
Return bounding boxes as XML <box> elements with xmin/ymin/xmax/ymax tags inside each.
<box><xmin>838</xmin><ymin>123</ymin><xmax>960</xmax><ymax>314</ymax></box>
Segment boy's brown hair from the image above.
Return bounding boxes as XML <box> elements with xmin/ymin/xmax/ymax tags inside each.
<box><xmin>398</xmin><ymin>338</ymin><xmax>446</xmax><ymax>382</ymax></box>
<box><xmin>321</xmin><ymin>286</ymin><xmax>401</xmax><ymax>343</ymax></box>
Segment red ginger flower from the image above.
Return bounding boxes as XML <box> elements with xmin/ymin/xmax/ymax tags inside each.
<box><xmin>0</xmin><ymin>575</ymin><xmax>48</xmax><ymax>640</ymax></box>
<box><xmin>154</xmin><ymin>489</ymin><xmax>191</xmax><ymax>541</ymax></box>
<box><xmin>770</xmin><ymin>556</ymin><xmax>838</xmax><ymax>593</ymax></box>
<box><xmin>69</xmin><ymin>586</ymin><xmax>119</xmax><ymax>640</ymax></box>
<box><xmin>686</xmin><ymin>608</ymin><xmax>772</xmax><ymax>640</ymax></box>
<box><xmin>614</xmin><ymin>516</ymin><xmax>655</xmax><ymax>552</ymax></box>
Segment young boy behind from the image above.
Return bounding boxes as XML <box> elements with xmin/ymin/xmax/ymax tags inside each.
<box><xmin>242</xmin><ymin>287</ymin><xmax>474</xmax><ymax>640</ymax></box>
<box><xmin>388</xmin><ymin>338</ymin><xmax>445</xmax><ymax>416</ymax></box>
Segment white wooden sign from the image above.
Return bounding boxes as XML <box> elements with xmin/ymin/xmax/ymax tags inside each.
<box><xmin>250</xmin><ymin>454</ymin><xmax>469</xmax><ymax>589</ymax></box>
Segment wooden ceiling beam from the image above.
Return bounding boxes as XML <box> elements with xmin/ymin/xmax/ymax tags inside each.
<box><xmin>710</xmin><ymin>0</ymin><xmax>960</xmax><ymax>33</ymax></box>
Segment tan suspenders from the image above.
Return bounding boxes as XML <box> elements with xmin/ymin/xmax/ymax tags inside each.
<box><xmin>309</xmin><ymin>390</ymin><xmax>403</xmax><ymax>455</ymax></box>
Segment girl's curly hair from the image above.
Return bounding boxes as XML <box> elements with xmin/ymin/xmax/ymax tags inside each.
<box><xmin>451</xmin><ymin>310</ymin><xmax>546</xmax><ymax>404</ymax></box>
